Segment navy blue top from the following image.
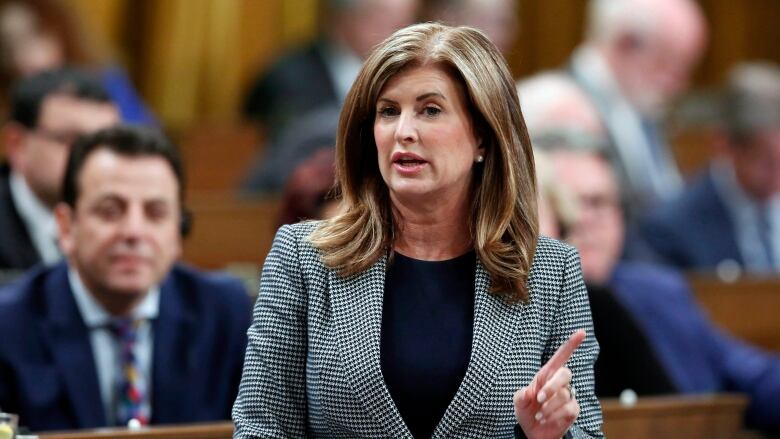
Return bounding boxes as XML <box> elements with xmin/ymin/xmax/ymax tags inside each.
<box><xmin>380</xmin><ymin>251</ymin><xmax>476</xmax><ymax>438</ymax></box>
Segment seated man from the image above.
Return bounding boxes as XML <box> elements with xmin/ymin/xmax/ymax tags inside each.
<box><xmin>0</xmin><ymin>68</ymin><xmax>119</xmax><ymax>277</ymax></box>
<box><xmin>641</xmin><ymin>62</ymin><xmax>780</xmax><ymax>274</ymax></box>
<box><xmin>538</xmin><ymin>130</ymin><xmax>780</xmax><ymax>433</ymax></box>
<box><xmin>0</xmin><ymin>126</ymin><xmax>252</xmax><ymax>432</ymax></box>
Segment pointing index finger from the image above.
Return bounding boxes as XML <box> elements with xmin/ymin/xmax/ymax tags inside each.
<box><xmin>540</xmin><ymin>329</ymin><xmax>586</xmax><ymax>378</ymax></box>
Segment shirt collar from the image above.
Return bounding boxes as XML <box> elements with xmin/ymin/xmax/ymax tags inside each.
<box><xmin>68</xmin><ymin>266</ymin><xmax>161</xmax><ymax>328</ymax></box>
<box><xmin>8</xmin><ymin>170</ymin><xmax>57</xmax><ymax>239</ymax></box>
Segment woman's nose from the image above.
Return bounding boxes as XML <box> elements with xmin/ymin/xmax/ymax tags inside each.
<box><xmin>394</xmin><ymin>111</ymin><xmax>418</xmax><ymax>145</ymax></box>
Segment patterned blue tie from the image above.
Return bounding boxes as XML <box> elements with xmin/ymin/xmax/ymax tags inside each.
<box><xmin>109</xmin><ymin>318</ymin><xmax>150</xmax><ymax>426</ymax></box>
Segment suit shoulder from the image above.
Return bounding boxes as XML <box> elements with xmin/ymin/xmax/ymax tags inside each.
<box><xmin>612</xmin><ymin>262</ymin><xmax>689</xmax><ymax>295</ymax></box>
<box><xmin>534</xmin><ymin>235</ymin><xmax>577</xmax><ymax>263</ymax></box>
<box><xmin>275</xmin><ymin>221</ymin><xmax>321</xmax><ymax>253</ymax></box>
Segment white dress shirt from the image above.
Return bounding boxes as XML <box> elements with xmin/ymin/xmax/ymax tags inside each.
<box><xmin>69</xmin><ymin>268</ymin><xmax>160</xmax><ymax>425</ymax></box>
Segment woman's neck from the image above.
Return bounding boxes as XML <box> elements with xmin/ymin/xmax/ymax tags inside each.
<box><xmin>391</xmin><ymin>192</ymin><xmax>472</xmax><ymax>261</ymax></box>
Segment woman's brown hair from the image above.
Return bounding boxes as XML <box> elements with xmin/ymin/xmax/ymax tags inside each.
<box><xmin>310</xmin><ymin>22</ymin><xmax>538</xmax><ymax>302</ymax></box>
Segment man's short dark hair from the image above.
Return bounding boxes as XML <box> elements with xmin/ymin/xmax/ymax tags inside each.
<box><xmin>62</xmin><ymin>125</ymin><xmax>186</xmax><ymax>209</ymax></box>
<box><xmin>10</xmin><ymin>67</ymin><xmax>111</xmax><ymax>128</ymax></box>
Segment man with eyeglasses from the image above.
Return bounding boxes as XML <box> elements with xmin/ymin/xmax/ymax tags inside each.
<box><xmin>0</xmin><ymin>68</ymin><xmax>119</xmax><ymax>278</ymax></box>
<box><xmin>538</xmin><ymin>130</ymin><xmax>780</xmax><ymax>434</ymax></box>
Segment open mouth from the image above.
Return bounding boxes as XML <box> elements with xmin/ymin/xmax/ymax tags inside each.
<box><xmin>391</xmin><ymin>152</ymin><xmax>427</xmax><ymax>171</ymax></box>
<box><xmin>395</xmin><ymin>158</ymin><xmax>426</xmax><ymax>167</ymax></box>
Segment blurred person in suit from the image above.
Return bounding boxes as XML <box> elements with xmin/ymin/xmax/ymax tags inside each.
<box><xmin>0</xmin><ymin>126</ymin><xmax>252</xmax><ymax>432</ymax></box>
<box><xmin>569</xmin><ymin>0</ymin><xmax>707</xmax><ymax>217</ymax></box>
<box><xmin>535</xmin><ymin>138</ymin><xmax>677</xmax><ymax>400</ymax></box>
<box><xmin>0</xmin><ymin>68</ymin><xmax>118</xmax><ymax>277</ymax></box>
<box><xmin>426</xmin><ymin>0</ymin><xmax>519</xmax><ymax>55</ymax></box>
<box><xmin>539</xmin><ymin>131</ymin><xmax>780</xmax><ymax>433</ymax></box>
<box><xmin>275</xmin><ymin>146</ymin><xmax>339</xmax><ymax>227</ymax></box>
<box><xmin>518</xmin><ymin>71</ymin><xmax>659</xmax><ymax>263</ymax></box>
<box><xmin>641</xmin><ymin>62</ymin><xmax>780</xmax><ymax>275</ymax></box>
<box><xmin>240</xmin><ymin>0</ymin><xmax>418</xmax><ymax>194</ymax></box>
<box><xmin>0</xmin><ymin>0</ymin><xmax>155</xmax><ymax>124</ymax></box>
<box><xmin>241</xmin><ymin>0</ymin><xmax>418</xmax><ymax>146</ymax></box>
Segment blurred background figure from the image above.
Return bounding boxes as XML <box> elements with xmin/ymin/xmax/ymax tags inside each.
<box><xmin>0</xmin><ymin>68</ymin><xmax>118</xmax><ymax>279</ymax></box>
<box><xmin>518</xmin><ymin>71</ymin><xmax>606</xmax><ymax>137</ymax></box>
<box><xmin>240</xmin><ymin>0</ymin><xmax>417</xmax><ymax>194</ymax></box>
<box><xmin>640</xmin><ymin>62</ymin><xmax>780</xmax><ymax>276</ymax></box>
<box><xmin>425</xmin><ymin>0</ymin><xmax>519</xmax><ymax>55</ymax></box>
<box><xmin>518</xmin><ymin>71</ymin><xmax>657</xmax><ymax>261</ymax></box>
<box><xmin>534</xmin><ymin>131</ymin><xmax>678</xmax><ymax>400</ymax></box>
<box><xmin>276</xmin><ymin>146</ymin><xmax>338</xmax><ymax>227</ymax></box>
<box><xmin>533</xmin><ymin>148</ymin><xmax>575</xmax><ymax>240</ymax></box>
<box><xmin>0</xmin><ymin>126</ymin><xmax>250</xmax><ymax>432</ymax></box>
<box><xmin>569</xmin><ymin>0</ymin><xmax>707</xmax><ymax>217</ymax></box>
<box><xmin>0</xmin><ymin>0</ymin><xmax>154</xmax><ymax>124</ymax></box>
<box><xmin>537</xmin><ymin>131</ymin><xmax>780</xmax><ymax>434</ymax></box>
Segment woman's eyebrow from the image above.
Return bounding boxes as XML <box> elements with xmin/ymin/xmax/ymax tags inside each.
<box><xmin>416</xmin><ymin>92</ymin><xmax>445</xmax><ymax>101</ymax></box>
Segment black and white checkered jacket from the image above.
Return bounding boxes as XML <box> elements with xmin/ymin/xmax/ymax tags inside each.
<box><xmin>233</xmin><ymin>221</ymin><xmax>603</xmax><ymax>438</ymax></box>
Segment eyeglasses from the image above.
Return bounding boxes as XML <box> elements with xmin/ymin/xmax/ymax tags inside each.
<box><xmin>577</xmin><ymin>194</ymin><xmax>621</xmax><ymax>218</ymax></box>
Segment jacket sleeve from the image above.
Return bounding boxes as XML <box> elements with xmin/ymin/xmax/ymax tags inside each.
<box><xmin>232</xmin><ymin>225</ymin><xmax>309</xmax><ymax>438</ymax></box>
<box><xmin>544</xmin><ymin>247</ymin><xmax>604</xmax><ymax>439</ymax></box>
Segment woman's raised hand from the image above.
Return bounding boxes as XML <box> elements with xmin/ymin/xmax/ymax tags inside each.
<box><xmin>513</xmin><ymin>329</ymin><xmax>585</xmax><ymax>439</ymax></box>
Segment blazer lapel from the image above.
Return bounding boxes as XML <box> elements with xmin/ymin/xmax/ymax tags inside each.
<box><xmin>151</xmin><ymin>278</ymin><xmax>197</xmax><ymax>424</ymax></box>
<box><xmin>330</xmin><ymin>254</ymin><xmax>412</xmax><ymax>438</ymax></box>
<box><xmin>39</xmin><ymin>266</ymin><xmax>106</xmax><ymax>428</ymax></box>
<box><xmin>432</xmin><ymin>260</ymin><xmax>530</xmax><ymax>438</ymax></box>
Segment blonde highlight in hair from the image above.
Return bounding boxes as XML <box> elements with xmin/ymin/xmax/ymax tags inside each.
<box><xmin>309</xmin><ymin>22</ymin><xmax>538</xmax><ymax>302</ymax></box>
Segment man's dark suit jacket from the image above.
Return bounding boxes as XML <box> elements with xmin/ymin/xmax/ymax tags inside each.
<box><xmin>639</xmin><ymin>169</ymin><xmax>742</xmax><ymax>270</ymax></box>
<box><xmin>0</xmin><ymin>262</ymin><xmax>252</xmax><ymax>432</ymax></box>
<box><xmin>242</xmin><ymin>39</ymin><xmax>338</xmax><ymax>143</ymax></box>
<box><xmin>0</xmin><ymin>164</ymin><xmax>41</xmax><ymax>272</ymax></box>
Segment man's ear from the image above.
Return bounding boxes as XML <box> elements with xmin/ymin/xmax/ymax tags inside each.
<box><xmin>2</xmin><ymin>122</ymin><xmax>27</xmax><ymax>169</ymax></box>
<box><xmin>54</xmin><ymin>202</ymin><xmax>75</xmax><ymax>257</ymax></box>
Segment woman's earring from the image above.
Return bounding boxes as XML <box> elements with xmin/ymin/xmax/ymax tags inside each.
<box><xmin>475</xmin><ymin>155</ymin><xmax>484</xmax><ymax>163</ymax></box>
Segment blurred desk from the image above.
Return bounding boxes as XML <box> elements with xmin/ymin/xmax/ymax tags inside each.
<box><xmin>38</xmin><ymin>422</ymin><xmax>233</xmax><ymax>439</ymax></box>
<box><xmin>690</xmin><ymin>276</ymin><xmax>780</xmax><ymax>351</ymax></box>
<box><xmin>183</xmin><ymin>192</ymin><xmax>280</xmax><ymax>269</ymax></box>
<box><xmin>602</xmin><ymin>394</ymin><xmax>750</xmax><ymax>439</ymax></box>
<box><xmin>35</xmin><ymin>395</ymin><xmax>751</xmax><ymax>438</ymax></box>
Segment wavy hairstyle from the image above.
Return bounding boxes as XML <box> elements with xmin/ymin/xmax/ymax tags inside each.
<box><xmin>309</xmin><ymin>22</ymin><xmax>538</xmax><ymax>302</ymax></box>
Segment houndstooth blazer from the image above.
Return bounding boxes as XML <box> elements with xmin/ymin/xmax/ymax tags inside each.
<box><xmin>233</xmin><ymin>221</ymin><xmax>604</xmax><ymax>438</ymax></box>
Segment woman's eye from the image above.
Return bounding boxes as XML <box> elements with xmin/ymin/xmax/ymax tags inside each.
<box><xmin>423</xmin><ymin>106</ymin><xmax>441</xmax><ymax>117</ymax></box>
<box><xmin>378</xmin><ymin>107</ymin><xmax>399</xmax><ymax>117</ymax></box>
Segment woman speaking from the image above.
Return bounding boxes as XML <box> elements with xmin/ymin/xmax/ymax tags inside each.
<box><xmin>233</xmin><ymin>23</ymin><xmax>603</xmax><ymax>438</ymax></box>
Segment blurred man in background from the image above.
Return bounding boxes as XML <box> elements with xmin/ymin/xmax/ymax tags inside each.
<box><xmin>570</xmin><ymin>0</ymin><xmax>707</xmax><ymax>217</ymax></box>
<box><xmin>242</xmin><ymin>0</ymin><xmax>418</xmax><ymax>145</ymax></box>
<box><xmin>240</xmin><ymin>0</ymin><xmax>418</xmax><ymax>194</ymax></box>
<box><xmin>641</xmin><ymin>62</ymin><xmax>780</xmax><ymax>275</ymax></box>
<box><xmin>540</xmin><ymin>132</ymin><xmax>780</xmax><ymax>433</ymax></box>
<box><xmin>0</xmin><ymin>126</ymin><xmax>251</xmax><ymax>432</ymax></box>
<box><xmin>426</xmin><ymin>0</ymin><xmax>519</xmax><ymax>54</ymax></box>
<box><xmin>0</xmin><ymin>68</ymin><xmax>118</xmax><ymax>277</ymax></box>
